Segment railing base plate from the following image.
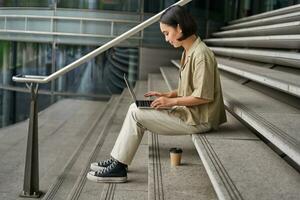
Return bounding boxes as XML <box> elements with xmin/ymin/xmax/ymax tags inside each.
<box><xmin>19</xmin><ymin>191</ymin><xmax>43</xmax><ymax>198</ymax></box>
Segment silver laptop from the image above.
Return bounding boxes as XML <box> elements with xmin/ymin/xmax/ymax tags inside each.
<box><xmin>124</xmin><ymin>74</ymin><xmax>154</xmax><ymax>109</ymax></box>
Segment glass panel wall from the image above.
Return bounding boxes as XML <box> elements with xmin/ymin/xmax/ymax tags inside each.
<box><xmin>0</xmin><ymin>89</ymin><xmax>52</xmax><ymax>128</ymax></box>
<box><xmin>0</xmin><ymin>41</ymin><xmax>53</xmax><ymax>127</ymax></box>
<box><xmin>54</xmin><ymin>45</ymin><xmax>104</xmax><ymax>94</ymax></box>
<box><xmin>0</xmin><ymin>0</ymin><xmax>141</xmax><ymax>12</ymax></box>
<box><xmin>225</xmin><ymin>0</ymin><xmax>300</xmax><ymax>20</ymax></box>
<box><xmin>0</xmin><ymin>0</ymin><xmax>50</xmax><ymax>7</ymax></box>
<box><xmin>54</xmin><ymin>44</ymin><xmax>138</xmax><ymax>95</ymax></box>
<box><xmin>0</xmin><ymin>41</ymin><xmax>52</xmax><ymax>90</ymax></box>
<box><xmin>0</xmin><ymin>40</ymin><xmax>138</xmax><ymax>128</ymax></box>
<box><xmin>57</xmin><ymin>0</ymin><xmax>140</xmax><ymax>12</ymax></box>
<box><xmin>255</xmin><ymin>0</ymin><xmax>299</xmax><ymax>14</ymax></box>
<box><xmin>232</xmin><ymin>0</ymin><xmax>300</xmax><ymax>20</ymax></box>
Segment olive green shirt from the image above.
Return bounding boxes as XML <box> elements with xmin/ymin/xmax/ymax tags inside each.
<box><xmin>170</xmin><ymin>37</ymin><xmax>227</xmax><ymax>130</ymax></box>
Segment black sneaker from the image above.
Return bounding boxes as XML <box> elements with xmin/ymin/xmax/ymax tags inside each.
<box><xmin>87</xmin><ymin>160</ymin><xmax>127</xmax><ymax>183</ymax></box>
<box><xmin>90</xmin><ymin>158</ymin><xmax>115</xmax><ymax>171</ymax></box>
<box><xmin>90</xmin><ymin>158</ymin><xmax>128</xmax><ymax>172</ymax></box>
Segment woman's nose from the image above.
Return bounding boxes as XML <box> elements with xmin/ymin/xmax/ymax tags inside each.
<box><xmin>165</xmin><ymin>36</ymin><xmax>169</xmax><ymax>42</ymax></box>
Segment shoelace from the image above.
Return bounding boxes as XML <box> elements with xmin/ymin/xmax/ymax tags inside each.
<box><xmin>98</xmin><ymin>158</ymin><xmax>114</xmax><ymax>166</ymax></box>
<box><xmin>95</xmin><ymin>161</ymin><xmax>118</xmax><ymax>176</ymax></box>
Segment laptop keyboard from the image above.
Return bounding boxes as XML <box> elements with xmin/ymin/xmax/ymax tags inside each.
<box><xmin>136</xmin><ymin>100</ymin><xmax>153</xmax><ymax>107</ymax></box>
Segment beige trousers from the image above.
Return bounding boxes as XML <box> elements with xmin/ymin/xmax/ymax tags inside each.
<box><xmin>110</xmin><ymin>103</ymin><xmax>211</xmax><ymax>165</ymax></box>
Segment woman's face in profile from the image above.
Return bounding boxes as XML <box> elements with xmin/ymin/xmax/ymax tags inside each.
<box><xmin>159</xmin><ymin>22</ymin><xmax>182</xmax><ymax>48</ymax></box>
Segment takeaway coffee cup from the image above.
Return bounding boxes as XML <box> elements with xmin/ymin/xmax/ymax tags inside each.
<box><xmin>169</xmin><ymin>147</ymin><xmax>183</xmax><ymax>166</ymax></box>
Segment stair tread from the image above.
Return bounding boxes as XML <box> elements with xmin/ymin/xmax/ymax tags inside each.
<box><xmin>222</xmin><ymin>11</ymin><xmax>300</xmax><ymax>30</ymax></box>
<box><xmin>0</xmin><ymin>99</ymin><xmax>108</xmax><ymax>200</ymax></box>
<box><xmin>229</xmin><ymin>4</ymin><xmax>300</xmax><ymax>25</ymax></box>
<box><xmin>204</xmin><ymin>35</ymin><xmax>300</xmax><ymax>49</ymax></box>
<box><xmin>209</xmin><ymin>47</ymin><xmax>300</xmax><ymax>69</ymax></box>
<box><xmin>148</xmin><ymin>73</ymin><xmax>217</xmax><ymax>200</ymax></box>
<box><xmin>193</xmin><ymin>127</ymin><xmax>300</xmax><ymax>200</ymax></box>
<box><xmin>161</xmin><ymin>65</ymin><xmax>300</xmax><ymax>199</ymax></box>
<box><xmin>221</xmin><ymin>75</ymin><xmax>300</xmax><ymax>163</ymax></box>
<box><xmin>69</xmin><ymin>81</ymin><xmax>149</xmax><ymax>200</ymax></box>
<box><xmin>213</xmin><ymin>21</ymin><xmax>300</xmax><ymax>37</ymax></box>
<box><xmin>206</xmin><ymin>34</ymin><xmax>300</xmax><ymax>41</ymax></box>
<box><xmin>216</xmin><ymin>56</ymin><xmax>300</xmax><ymax>97</ymax></box>
<box><xmin>162</xmin><ymin>65</ymin><xmax>300</xmax><ymax>163</ymax></box>
<box><xmin>209</xmin><ymin>47</ymin><xmax>300</xmax><ymax>60</ymax></box>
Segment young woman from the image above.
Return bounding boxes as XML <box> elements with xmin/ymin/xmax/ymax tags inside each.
<box><xmin>87</xmin><ymin>5</ymin><xmax>227</xmax><ymax>183</ymax></box>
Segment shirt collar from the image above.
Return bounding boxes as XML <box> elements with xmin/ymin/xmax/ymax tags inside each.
<box><xmin>181</xmin><ymin>37</ymin><xmax>201</xmax><ymax>68</ymax></box>
<box><xmin>186</xmin><ymin>37</ymin><xmax>201</xmax><ymax>58</ymax></box>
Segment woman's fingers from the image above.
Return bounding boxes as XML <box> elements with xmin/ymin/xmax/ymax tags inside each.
<box><xmin>151</xmin><ymin>97</ymin><xmax>165</xmax><ymax>109</ymax></box>
<box><xmin>151</xmin><ymin>98</ymin><xmax>160</xmax><ymax>108</ymax></box>
<box><xmin>144</xmin><ymin>91</ymin><xmax>154</xmax><ymax>97</ymax></box>
<box><xmin>144</xmin><ymin>91</ymin><xmax>160</xmax><ymax>97</ymax></box>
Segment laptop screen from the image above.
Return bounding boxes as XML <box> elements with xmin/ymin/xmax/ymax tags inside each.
<box><xmin>123</xmin><ymin>74</ymin><xmax>137</xmax><ymax>102</ymax></box>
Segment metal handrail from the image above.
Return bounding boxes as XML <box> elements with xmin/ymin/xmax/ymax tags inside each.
<box><xmin>12</xmin><ymin>0</ymin><xmax>192</xmax><ymax>84</ymax></box>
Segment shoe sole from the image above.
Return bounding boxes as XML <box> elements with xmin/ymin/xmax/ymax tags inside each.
<box><xmin>86</xmin><ymin>173</ymin><xmax>127</xmax><ymax>183</ymax></box>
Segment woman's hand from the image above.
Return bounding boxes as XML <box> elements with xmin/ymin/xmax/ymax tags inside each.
<box><xmin>144</xmin><ymin>91</ymin><xmax>162</xmax><ymax>97</ymax></box>
<box><xmin>151</xmin><ymin>97</ymin><xmax>177</xmax><ymax>109</ymax></box>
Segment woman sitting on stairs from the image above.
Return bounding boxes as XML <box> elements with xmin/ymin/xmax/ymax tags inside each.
<box><xmin>87</xmin><ymin>5</ymin><xmax>227</xmax><ymax>183</ymax></box>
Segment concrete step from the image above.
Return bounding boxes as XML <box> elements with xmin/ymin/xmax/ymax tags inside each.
<box><xmin>213</xmin><ymin>21</ymin><xmax>300</xmax><ymax>37</ymax></box>
<box><xmin>228</xmin><ymin>4</ymin><xmax>300</xmax><ymax>25</ymax></box>
<box><xmin>222</xmin><ymin>11</ymin><xmax>300</xmax><ymax>30</ymax></box>
<box><xmin>160</xmin><ymin>66</ymin><xmax>300</xmax><ymax>200</ymax></box>
<box><xmin>204</xmin><ymin>35</ymin><xmax>300</xmax><ymax>49</ymax></box>
<box><xmin>66</xmin><ymin>81</ymin><xmax>149</xmax><ymax>200</ymax></box>
<box><xmin>147</xmin><ymin>73</ymin><xmax>217</xmax><ymax>200</ymax></box>
<box><xmin>192</xmin><ymin>114</ymin><xmax>300</xmax><ymax>200</ymax></box>
<box><xmin>209</xmin><ymin>47</ymin><xmax>300</xmax><ymax>69</ymax></box>
<box><xmin>171</xmin><ymin>59</ymin><xmax>181</xmax><ymax>69</ymax></box>
<box><xmin>159</xmin><ymin>67</ymin><xmax>180</xmax><ymax>90</ymax></box>
<box><xmin>171</xmin><ymin>57</ymin><xmax>300</xmax><ymax>109</ymax></box>
<box><xmin>221</xmin><ymin>73</ymin><xmax>300</xmax><ymax>166</ymax></box>
<box><xmin>148</xmin><ymin>132</ymin><xmax>218</xmax><ymax>200</ymax></box>
<box><xmin>216</xmin><ymin>56</ymin><xmax>300</xmax><ymax>97</ymax></box>
<box><xmin>0</xmin><ymin>98</ymin><xmax>108</xmax><ymax>200</ymax></box>
<box><xmin>42</xmin><ymin>96</ymin><xmax>120</xmax><ymax>200</ymax></box>
<box><xmin>161</xmin><ymin>65</ymin><xmax>300</xmax><ymax>165</ymax></box>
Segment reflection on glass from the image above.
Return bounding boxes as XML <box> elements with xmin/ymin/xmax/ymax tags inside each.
<box><xmin>0</xmin><ymin>0</ymin><xmax>50</xmax><ymax>7</ymax></box>
<box><xmin>237</xmin><ymin>0</ymin><xmax>299</xmax><ymax>18</ymax></box>
<box><xmin>0</xmin><ymin>41</ymin><xmax>52</xmax><ymax>127</ymax></box>
<box><xmin>0</xmin><ymin>42</ymin><xmax>139</xmax><ymax>128</ymax></box>
<box><xmin>57</xmin><ymin>0</ymin><xmax>140</xmax><ymax>12</ymax></box>
<box><xmin>55</xmin><ymin>44</ymin><xmax>138</xmax><ymax>95</ymax></box>
<box><xmin>0</xmin><ymin>41</ymin><xmax>52</xmax><ymax>90</ymax></box>
<box><xmin>0</xmin><ymin>89</ymin><xmax>54</xmax><ymax>128</ymax></box>
<box><xmin>264</xmin><ymin>0</ymin><xmax>300</xmax><ymax>11</ymax></box>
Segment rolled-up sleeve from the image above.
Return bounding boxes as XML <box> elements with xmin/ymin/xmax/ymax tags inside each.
<box><xmin>191</xmin><ymin>55</ymin><xmax>214</xmax><ymax>100</ymax></box>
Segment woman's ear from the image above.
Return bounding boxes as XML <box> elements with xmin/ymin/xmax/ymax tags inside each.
<box><xmin>177</xmin><ymin>24</ymin><xmax>182</xmax><ymax>33</ymax></box>
<box><xmin>176</xmin><ymin>24</ymin><xmax>183</xmax><ymax>41</ymax></box>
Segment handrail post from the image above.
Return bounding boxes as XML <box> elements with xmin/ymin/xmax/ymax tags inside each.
<box><xmin>19</xmin><ymin>83</ymin><xmax>42</xmax><ymax>198</ymax></box>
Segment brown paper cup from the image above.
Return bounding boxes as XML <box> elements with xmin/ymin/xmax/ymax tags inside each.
<box><xmin>169</xmin><ymin>148</ymin><xmax>183</xmax><ymax>166</ymax></box>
